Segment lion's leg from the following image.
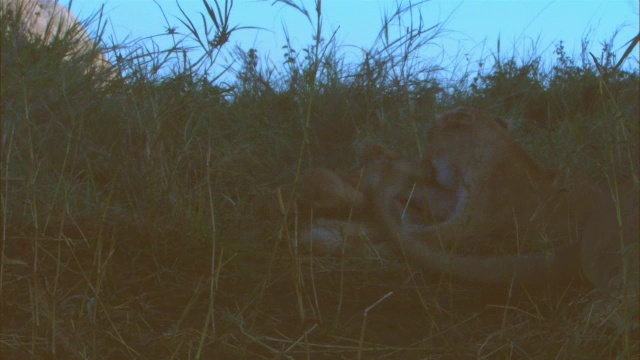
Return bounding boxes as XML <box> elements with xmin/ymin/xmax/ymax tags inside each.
<box><xmin>373</xmin><ymin>181</ymin><xmax>581</xmax><ymax>285</ymax></box>
<box><xmin>373</xmin><ymin>178</ymin><xmax>464</xmax><ymax>245</ymax></box>
<box><xmin>379</xmin><ymin>180</ymin><xmax>470</xmax><ymax>248</ymax></box>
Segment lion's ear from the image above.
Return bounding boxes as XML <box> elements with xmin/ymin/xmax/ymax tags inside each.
<box><xmin>360</xmin><ymin>140</ymin><xmax>399</xmax><ymax>162</ymax></box>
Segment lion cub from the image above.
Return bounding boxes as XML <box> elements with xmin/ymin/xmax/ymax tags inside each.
<box><xmin>296</xmin><ymin>142</ymin><xmax>455</xmax><ymax>254</ymax></box>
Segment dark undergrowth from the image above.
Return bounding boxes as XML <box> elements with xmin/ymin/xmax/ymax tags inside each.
<box><xmin>1</xmin><ymin>1</ymin><xmax>638</xmax><ymax>359</ymax></box>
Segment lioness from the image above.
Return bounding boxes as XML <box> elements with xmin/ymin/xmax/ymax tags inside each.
<box><xmin>367</xmin><ymin>106</ymin><xmax>638</xmax><ymax>325</ymax></box>
<box><xmin>369</xmin><ymin>107</ymin><xmax>599</xmax><ymax>253</ymax></box>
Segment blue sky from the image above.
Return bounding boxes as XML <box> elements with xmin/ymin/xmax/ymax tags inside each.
<box><xmin>73</xmin><ymin>0</ymin><xmax>639</xmax><ymax>78</ymax></box>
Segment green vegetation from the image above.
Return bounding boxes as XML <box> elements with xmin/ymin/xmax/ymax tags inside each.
<box><xmin>2</xmin><ymin>1</ymin><xmax>637</xmax><ymax>359</ymax></box>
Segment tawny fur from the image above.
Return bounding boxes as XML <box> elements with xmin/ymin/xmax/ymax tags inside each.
<box><xmin>368</xmin><ymin>106</ymin><xmax>638</xmax><ymax>326</ymax></box>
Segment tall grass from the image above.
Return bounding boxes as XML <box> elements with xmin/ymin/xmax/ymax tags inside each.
<box><xmin>1</xmin><ymin>0</ymin><xmax>638</xmax><ymax>359</ymax></box>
